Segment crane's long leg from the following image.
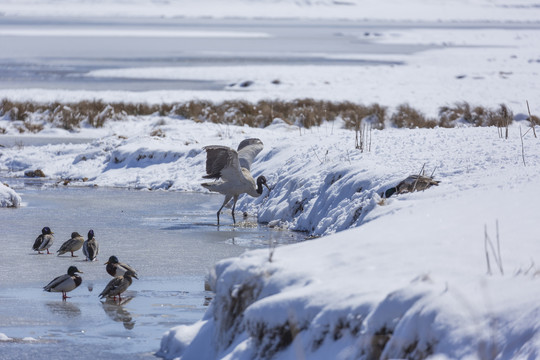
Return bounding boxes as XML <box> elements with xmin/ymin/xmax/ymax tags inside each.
<box><xmin>217</xmin><ymin>194</ymin><xmax>232</xmax><ymax>225</ymax></box>
<box><xmin>231</xmin><ymin>195</ymin><xmax>239</xmax><ymax>224</ymax></box>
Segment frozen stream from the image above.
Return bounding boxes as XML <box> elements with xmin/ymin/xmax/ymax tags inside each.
<box><xmin>0</xmin><ymin>185</ymin><xmax>304</xmax><ymax>359</ymax></box>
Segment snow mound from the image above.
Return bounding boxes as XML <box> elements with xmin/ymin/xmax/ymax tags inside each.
<box><xmin>158</xmin><ymin>180</ymin><xmax>540</xmax><ymax>359</ymax></box>
<box><xmin>0</xmin><ymin>182</ymin><xmax>21</xmax><ymax>207</ymax></box>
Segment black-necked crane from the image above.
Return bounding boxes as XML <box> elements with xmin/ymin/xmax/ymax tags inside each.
<box><xmin>201</xmin><ymin>138</ymin><xmax>269</xmax><ymax>225</ymax></box>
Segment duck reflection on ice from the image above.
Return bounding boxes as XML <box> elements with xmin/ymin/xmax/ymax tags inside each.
<box><xmin>46</xmin><ymin>301</ymin><xmax>81</xmax><ymax>318</ymax></box>
<box><xmin>101</xmin><ymin>296</ymin><xmax>135</xmax><ymax>330</ymax></box>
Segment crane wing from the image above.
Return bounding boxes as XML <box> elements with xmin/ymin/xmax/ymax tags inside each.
<box><xmin>237</xmin><ymin>138</ymin><xmax>264</xmax><ymax>171</ymax></box>
<box><xmin>203</xmin><ymin>145</ymin><xmax>242</xmax><ymax>180</ymax></box>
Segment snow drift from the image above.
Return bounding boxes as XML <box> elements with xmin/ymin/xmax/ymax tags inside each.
<box><xmin>0</xmin><ymin>182</ymin><xmax>21</xmax><ymax>207</ymax></box>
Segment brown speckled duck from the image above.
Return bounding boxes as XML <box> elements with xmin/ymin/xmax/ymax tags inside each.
<box><xmin>99</xmin><ymin>270</ymin><xmax>136</xmax><ymax>302</ymax></box>
<box><xmin>57</xmin><ymin>232</ymin><xmax>85</xmax><ymax>257</ymax></box>
<box><xmin>384</xmin><ymin>174</ymin><xmax>440</xmax><ymax>198</ymax></box>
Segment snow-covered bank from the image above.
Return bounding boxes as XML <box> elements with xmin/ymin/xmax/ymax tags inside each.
<box><xmin>0</xmin><ymin>182</ymin><xmax>21</xmax><ymax>207</ymax></box>
<box><xmin>153</xmin><ymin>121</ymin><xmax>540</xmax><ymax>359</ymax></box>
<box><xmin>1</xmin><ymin>118</ymin><xmax>539</xmax><ymax>235</ymax></box>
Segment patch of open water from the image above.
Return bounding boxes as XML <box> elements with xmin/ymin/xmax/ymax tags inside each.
<box><xmin>0</xmin><ymin>185</ymin><xmax>304</xmax><ymax>359</ymax></box>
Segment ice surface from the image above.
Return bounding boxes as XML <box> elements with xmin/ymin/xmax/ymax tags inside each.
<box><xmin>0</xmin><ymin>186</ymin><xmax>303</xmax><ymax>358</ymax></box>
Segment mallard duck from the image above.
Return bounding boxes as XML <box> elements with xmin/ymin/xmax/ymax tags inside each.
<box><xmin>43</xmin><ymin>266</ymin><xmax>83</xmax><ymax>300</ymax></box>
<box><xmin>57</xmin><ymin>232</ymin><xmax>85</xmax><ymax>257</ymax></box>
<box><xmin>82</xmin><ymin>229</ymin><xmax>99</xmax><ymax>262</ymax></box>
<box><xmin>99</xmin><ymin>270</ymin><xmax>136</xmax><ymax>301</ymax></box>
<box><xmin>32</xmin><ymin>227</ymin><xmax>54</xmax><ymax>254</ymax></box>
<box><xmin>105</xmin><ymin>255</ymin><xmax>139</xmax><ymax>279</ymax></box>
<box><xmin>384</xmin><ymin>174</ymin><xmax>440</xmax><ymax>198</ymax></box>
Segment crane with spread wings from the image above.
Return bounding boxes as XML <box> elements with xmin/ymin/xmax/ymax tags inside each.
<box><xmin>201</xmin><ymin>138</ymin><xmax>269</xmax><ymax>225</ymax></box>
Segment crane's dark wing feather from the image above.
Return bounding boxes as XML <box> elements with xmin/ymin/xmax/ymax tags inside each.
<box><xmin>203</xmin><ymin>146</ymin><xmax>241</xmax><ymax>180</ymax></box>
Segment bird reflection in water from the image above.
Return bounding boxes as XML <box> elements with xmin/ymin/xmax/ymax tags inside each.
<box><xmin>46</xmin><ymin>301</ymin><xmax>81</xmax><ymax>318</ymax></box>
<box><xmin>101</xmin><ymin>296</ymin><xmax>135</xmax><ymax>330</ymax></box>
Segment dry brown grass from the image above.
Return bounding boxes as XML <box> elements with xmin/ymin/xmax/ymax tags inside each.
<box><xmin>1</xmin><ymin>98</ymin><xmax>37</xmax><ymax>121</ymax></box>
<box><xmin>341</xmin><ymin>103</ymin><xmax>386</xmax><ymax>130</ymax></box>
<box><xmin>23</xmin><ymin>121</ymin><xmax>44</xmax><ymax>133</ymax></box>
<box><xmin>487</xmin><ymin>104</ymin><xmax>514</xmax><ymax>127</ymax></box>
<box><xmin>391</xmin><ymin>104</ymin><xmax>438</xmax><ymax>129</ymax></box>
<box><xmin>438</xmin><ymin>102</ymin><xmax>514</xmax><ymax>127</ymax></box>
<box><xmin>0</xmin><ymin>98</ymin><xmax>527</xmax><ymax>133</ymax></box>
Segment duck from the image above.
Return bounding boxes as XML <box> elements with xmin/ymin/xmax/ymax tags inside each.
<box><xmin>43</xmin><ymin>265</ymin><xmax>83</xmax><ymax>300</ymax></box>
<box><xmin>32</xmin><ymin>226</ymin><xmax>54</xmax><ymax>254</ymax></box>
<box><xmin>384</xmin><ymin>174</ymin><xmax>440</xmax><ymax>198</ymax></box>
<box><xmin>56</xmin><ymin>232</ymin><xmax>85</xmax><ymax>257</ymax></box>
<box><xmin>99</xmin><ymin>270</ymin><xmax>136</xmax><ymax>301</ymax></box>
<box><xmin>82</xmin><ymin>229</ymin><xmax>99</xmax><ymax>262</ymax></box>
<box><xmin>105</xmin><ymin>255</ymin><xmax>139</xmax><ymax>279</ymax></box>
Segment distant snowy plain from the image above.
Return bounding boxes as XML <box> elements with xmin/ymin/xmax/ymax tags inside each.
<box><xmin>2</xmin><ymin>0</ymin><xmax>540</xmax><ymax>359</ymax></box>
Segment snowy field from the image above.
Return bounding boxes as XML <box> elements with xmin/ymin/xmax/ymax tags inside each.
<box><xmin>1</xmin><ymin>0</ymin><xmax>540</xmax><ymax>359</ymax></box>
<box><xmin>1</xmin><ymin>1</ymin><xmax>540</xmax><ymax>117</ymax></box>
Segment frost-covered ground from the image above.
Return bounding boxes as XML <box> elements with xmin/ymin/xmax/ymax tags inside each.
<box><xmin>2</xmin><ymin>0</ymin><xmax>540</xmax><ymax>358</ymax></box>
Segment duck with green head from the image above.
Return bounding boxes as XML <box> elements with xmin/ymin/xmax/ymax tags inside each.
<box><xmin>43</xmin><ymin>266</ymin><xmax>83</xmax><ymax>300</ymax></box>
<box><xmin>105</xmin><ymin>255</ymin><xmax>138</xmax><ymax>279</ymax></box>
<box><xmin>83</xmin><ymin>229</ymin><xmax>99</xmax><ymax>262</ymax></box>
<box><xmin>32</xmin><ymin>226</ymin><xmax>54</xmax><ymax>254</ymax></box>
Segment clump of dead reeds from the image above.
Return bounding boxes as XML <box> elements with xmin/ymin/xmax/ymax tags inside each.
<box><xmin>390</xmin><ymin>104</ymin><xmax>438</xmax><ymax>129</ymax></box>
<box><xmin>438</xmin><ymin>102</ymin><xmax>514</xmax><ymax>128</ymax></box>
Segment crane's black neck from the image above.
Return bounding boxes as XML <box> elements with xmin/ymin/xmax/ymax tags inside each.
<box><xmin>256</xmin><ymin>176</ymin><xmax>267</xmax><ymax>195</ymax></box>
